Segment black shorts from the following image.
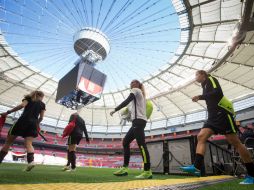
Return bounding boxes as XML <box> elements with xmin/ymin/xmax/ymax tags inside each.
<box><xmin>67</xmin><ymin>135</ymin><xmax>82</xmax><ymax>145</ymax></box>
<box><xmin>203</xmin><ymin>110</ymin><xmax>237</xmax><ymax>135</ymax></box>
<box><xmin>8</xmin><ymin>118</ymin><xmax>38</xmax><ymax>138</ymax></box>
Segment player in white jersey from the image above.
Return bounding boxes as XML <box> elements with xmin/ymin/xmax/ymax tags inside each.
<box><xmin>110</xmin><ymin>80</ymin><xmax>152</xmax><ymax>179</ymax></box>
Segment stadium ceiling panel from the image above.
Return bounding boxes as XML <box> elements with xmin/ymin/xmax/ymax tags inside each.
<box><xmin>0</xmin><ymin>0</ymin><xmax>254</xmax><ymax>136</ymax></box>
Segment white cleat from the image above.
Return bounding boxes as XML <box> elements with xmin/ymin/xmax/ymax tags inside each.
<box><xmin>65</xmin><ymin>168</ymin><xmax>76</xmax><ymax>172</ymax></box>
<box><xmin>23</xmin><ymin>162</ymin><xmax>35</xmax><ymax>172</ymax></box>
<box><xmin>62</xmin><ymin>165</ymin><xmax>71</xmax><ymax>171</ymax></box>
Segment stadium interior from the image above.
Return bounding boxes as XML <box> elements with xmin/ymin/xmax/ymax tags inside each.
<box><xmin>0</xmin><ymin>0</ymin><xmax>254</xmax><ymax>189</ymax></box>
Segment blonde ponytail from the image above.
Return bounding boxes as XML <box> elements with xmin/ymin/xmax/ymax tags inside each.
<box><xmin>25</xmin><ymin>90</ymin><xmax>44</xmax><ymax>101</ymax></box>
<box><xmin>140</xmin><ymin>83</ymin><xmax>146</xmax><ymax>99</ymax></box>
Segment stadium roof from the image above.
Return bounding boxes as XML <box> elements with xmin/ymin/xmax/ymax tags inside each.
<box><xmin>0</xmin><ymin>0</ymin><xmax>254</xmax><ymax>137</ymax></box>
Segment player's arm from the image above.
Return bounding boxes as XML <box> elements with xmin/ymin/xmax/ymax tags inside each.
<box><xmin>1</xmin><ymin>99</ymin><xmax>28</xmax><ymax>116</ymax></box>
<box><xmin>110</xmin><ymin>93</ymin><xmax>135</xmax><ymax>116</ymax></box>
<box><xmin>82</xmin><ymin>120</ymin><xmax>89</xmax><ymax>143</ymax></box>
<box><xmin>38</xmin><ymin>109</ymin><xmax>45</xmax><ymax>124</ymax></box>
<box><xmin>38</xmin><ymin>103</ymin><xmax>46</xmax><ymax>124</ymax></box>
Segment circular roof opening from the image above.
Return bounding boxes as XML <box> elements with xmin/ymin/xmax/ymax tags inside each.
<box><xmin>0</xmin><ymin>0</ymin><xmax>181</xmax><ymax>93</ymax></box>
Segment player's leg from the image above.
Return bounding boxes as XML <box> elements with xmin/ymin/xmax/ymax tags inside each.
<box><xmin>24</xmin><ymin>136</ymin><xmax>35</xmax><ymax>172</ymax></box>
<box><xmin>226</xmin><ymin>133</ymin><xmax>254</xmax><ymax>184</ymax></box>
<box><xmin>134</xmin><ymin>120</ymin><xmax>152</xmax><ymax>179</ymax></box>
<box><xmin>0</xmin><ymin>135</ymin><xmax>17</xmax><ymax>163</ymax></box>
<box><xmin>67</xmin><ymin>144</ymin><xmax>77</xmax><ymax>171</ymax></box>
<box><xmin>63</xmin><ymin>147</ymin><xmax>71</xmax><ymax>171</ymax></box>
<box><xmin>113</xmin><ymin>126</ymin><xmax>135</xmax><ymax>176</ymax></box>
<box><xmin>180</xmin><ymin>127</ymin><xmax>214</xmax><ymax>176</ymax></box>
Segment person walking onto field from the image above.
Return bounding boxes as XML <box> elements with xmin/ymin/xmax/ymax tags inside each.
<box><xmin>62</xmin><ymin>112</ymin><xmax>89</xmax><ymax>172</ymax></box>
<box><xmin>110</xmin><ymin>79</ymin><xmax>152</xmax><ymax>179</ymax></box>
<box><xmin>180</xmin><ymin>70</ymin><xmax>254</xmax><ymax>185</ymax></box>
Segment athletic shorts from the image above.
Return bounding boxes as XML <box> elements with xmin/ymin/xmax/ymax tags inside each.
<box><xmin>67</xmin><ymin>134</ymin><xmax>82</xmax><ymax>145</ymax></box>
<box><xmin>203</xmin><ymin>110</ymin><xmax>237</xmax><ymax>135</ymax></box>
<box><xmin>8</xmin><ymin>118</ymin><xmax>38</xmax><ymax>138</ymax></box>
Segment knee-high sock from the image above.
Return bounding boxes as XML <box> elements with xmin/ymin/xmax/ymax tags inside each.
<box><xmin>66</xmin><ymin>150</ymin><xmax>71</xmax><ymax>166</ymax></box>
<box><xmin>244</xmin><ymin>162</ymin><xmax>254</xmax><ymax>177</ymax></box>
<box><xmin>27</xmin><ymin>152</ymin><xmax>34</xmax><ymax>163</ymax></box>
<box><xmin>69</xmin><ymin>151</ymin><xmax>76</xmax><ymax>169</ymax></box>
<box><xmin>194</xmin><ymin>153</ymin><xmax>204</xmax><ymax>170</ymax></box>
<box><xmin>0</xmin><ymin>150</ymin><xmax>8</xmax><ymax>164</ymax></box>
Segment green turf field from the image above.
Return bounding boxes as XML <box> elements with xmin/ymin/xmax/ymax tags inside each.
<box><xmin>0</xmin><ymin>163</ymin><xmax>183</xmax><ymax>184</ymax></box>
<box><xmin>0</xmin><ymin>163</ymin><xmax>253</xmax><ymax>190</ymax></box>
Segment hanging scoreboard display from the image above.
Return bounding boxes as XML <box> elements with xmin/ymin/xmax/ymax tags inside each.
<box><xmin>56</xmin><ymin>60</ymin><xmax>106</xmax><ymax>109</ymax></box>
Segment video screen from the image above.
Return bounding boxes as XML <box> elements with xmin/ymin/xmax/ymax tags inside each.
<box><xmin>56</xmin><ymin>61</ymin><xmax>107</xmax><ymax>109</ymax></box>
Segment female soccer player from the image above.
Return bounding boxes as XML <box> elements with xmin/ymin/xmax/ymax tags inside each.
<box><xmin>62</xmin><ymin>112</ymin><xmax>89</xmax><ymax>172</ymax></box>
<box><xmin>110</xmin><ymin>80</ymin><xmax>152</xmax><ymax>179</ymax></box>
<box><xmin>0</xmin><ymin>90</ymin><xmax>45</xmax><ymax>171</ymax></box>
<box><xmin>181</xmin><ymin>70</ymin><xmax>254</xmax><ymax>184</ymax></box>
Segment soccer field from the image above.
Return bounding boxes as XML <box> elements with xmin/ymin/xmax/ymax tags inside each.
<box><xmin>0</xmin><ymin>163</ymin><xmax>173</xmax><ymax>184</ymax></box>
<box><xmin>0</xmin><ymin>163</ymin><xmax>252</xmax><ymax>190</ymax></box>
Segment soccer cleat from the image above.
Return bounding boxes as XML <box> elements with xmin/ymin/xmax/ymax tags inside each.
<box><xmin>62</xmin><ymin>165</ymin><xmax>71</xmax><ymax>171</ymax></box>
<box><xmin>113</xmin><ymin>167</ymin><xmax>128</xmax><ymax>176</ymax></box>
<box><xmin>180</xmin><ymin>165</ymin><xmax>200</xmax><ymax>177</ymax></box>
<box><xmin>23</xmin><ymin>162</ymin><xmax>35</xmax><ymax>172</ymax></box>
<box><xmin>135</xmin><ymin>170</ymin><xmax>153</xmax><ymax>179</ymax></box>
<box><xmin>239</xmin><ymin>175</ymin><xmax>254</xmax><ymax>185</ymax></box>
<box><xmin>65</xmin><ymin>168</ymin><xmax>76</xmax><ymax>172</ymax></box>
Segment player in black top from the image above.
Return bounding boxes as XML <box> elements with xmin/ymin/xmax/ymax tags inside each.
<box><xmin>63</xmin><ymin>112</ymin><xmax>89</xmax><ymax>172</ymax></box>
<box><xmin>0</xmin><ymin>90</ymin><xmax>45</xmax><ymax>171</ymax></box>
<box><xmin>181</xmin><ymin>70</ymin><xmax>254</xmax><ymax>184</ymax></box>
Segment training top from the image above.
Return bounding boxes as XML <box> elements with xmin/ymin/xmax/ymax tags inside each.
<box><xmin>199</xmin><ymin>75</ymin><xmax>224</xmax><ymax>114</ymax></box>
<box><xmin>69</xmin><ymin>114</ymin><xmax>89</xmax><ymax>141</ymax></box>
<box><xmin>115</xmin><ymin>88</ymin><xmax>147</xmax><ymax>121</ymax></box>
<box><xmin>20</xmin><ymin>97</ymin><xmax>46</xmax><ymax>121</ymax></box>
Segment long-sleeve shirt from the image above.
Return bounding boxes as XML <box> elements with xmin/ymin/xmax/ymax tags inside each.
<box><xmin>115</xmin><ymin>88</ymin><xmax>147</xmax><ymax>121</ymax></box>
<box><xmin>69</xmin><ymin>114</ymin><xmax>89</xmax><ymax>140</ymax></box>
<box><xmin>199</xmin><ymin>75</ymin><xmax>224</xmax><ymax>114</ymax></box>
